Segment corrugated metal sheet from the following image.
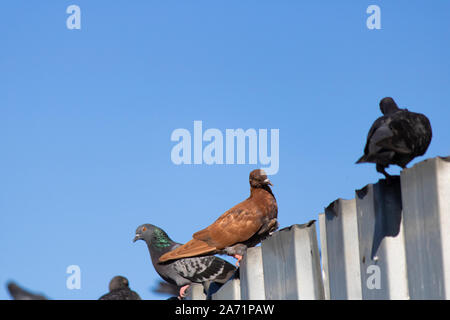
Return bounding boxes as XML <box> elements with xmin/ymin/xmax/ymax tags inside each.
<box><xmin>211</xmin><ymin>278</ymin><xmax>241</xmax><ymax>300</ymax></box>
<box><xmin>401</xmin><ymin>156</ymin><xmax>450</xmax><ymax>299</ymax></box>
<box><xmin>355</xmin><ymin>179</ymin><xmax>408</xmax><ymax>299</ymax></box>
<box><xmin>186</xmin><ymin>283</ymin><xmax>206</xmax><ymax>300</ymax></box>
<box><xmin>186</xmin><ymin>157</ymin><xmax>450</xmax><ymax>300</ymax></box>
<box><xmin>261</xmin><ymin>222</ymin><xmax>324</xmax><ymax>300</ymax></box>
<box><xmin>323</xmin><ymin>199</ymin><xmax>362</xmax><ymax>299</ymax></box>
<box><xmin>240</xmin><ymin>246</ymin><xmax>265</xmax><ymax>300</ymax></box>
<box><xmin>318</xmin><ymin>213</ymin><xmax>330</xmax><ymax>300</ymax></box>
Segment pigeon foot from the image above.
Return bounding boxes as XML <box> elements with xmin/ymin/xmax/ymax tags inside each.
<box><xmin>179</xmin><ymin>285</ymin><xmax>190</xmax><ymax>299</ymax></box>
<box><xmin>233</xmin><ymin>254</ymin><xmax>243</xmax><ymax>267</ymax></box>
<box><xmin>376</xmin><ymin>164</ymin><xmax>392</xmax><ymax>180</ymax></box>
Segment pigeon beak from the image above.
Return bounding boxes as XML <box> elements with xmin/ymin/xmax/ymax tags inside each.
<box><xmin>264</xmin><ymin>178</ymin><xmax>273</xmax><ymax>186</ymax></box>
<box><xmin>133</xmin><ymin>234</ymin><xmax>141</xmax><ymax>243</ymax></box>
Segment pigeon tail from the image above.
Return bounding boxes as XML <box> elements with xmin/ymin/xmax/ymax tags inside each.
<box><xmin>356</xmin><ymin>155</ymin><xmax>368</xmax><ymax>164</ymax></box>
<box><xmin>159</xmin><ymin>238</ymin><xmax>217</xmax><ymax>263</ymax></box>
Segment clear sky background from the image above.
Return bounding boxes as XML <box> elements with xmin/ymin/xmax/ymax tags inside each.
<box><xmin>1</xmin><ymin>1</ymin><xmax>449</xmax><ymax>300</ymax></box>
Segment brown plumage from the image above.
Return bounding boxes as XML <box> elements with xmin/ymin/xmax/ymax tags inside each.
<box><xmin>159</xmin><ymin>169</ymin><xmax>278</xmax><ymax>263</ymax></box>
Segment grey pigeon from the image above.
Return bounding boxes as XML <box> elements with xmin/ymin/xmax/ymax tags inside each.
<box><xmin>356</xmin><ymin>97</ymin><xmax>432</xmax><ymax>178</ymax></box>
<box><xmin>6</xmin><ymin>281</ymin><xmax>47</xmax><ymax>300</ymax></box>
<box><xmin>99</xmin><ymin>276</ymin><xmax>141</xmax><ymax>300</ymax></box>
<box><xmin>133</xmin><ymin>224</ymin><xmax>237</xmax><ymax>299</ymax></box>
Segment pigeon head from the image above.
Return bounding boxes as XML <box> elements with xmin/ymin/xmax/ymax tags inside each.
<box><xmin>133</xmin><ymin>224</ymin><xmax>174</xmax><ymax>249</ymax></box>
<box><xmin>249</xmin><ymin>169</ymin><xmax>273</xmax><ymax>188</ymax></box>
<box><xmin>108</xmin><ymin>276</ymin><xmax>129</xmax><ymax>292</ymax></box>
<box><xmin>379</xmin><ymin>97</ymin><xmax>399</xmax><ymax>115</ymax></box>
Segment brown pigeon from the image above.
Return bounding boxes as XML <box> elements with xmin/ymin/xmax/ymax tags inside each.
<box><xmin>159</xmin><ymin>169</ymin><xmax>278</xmax><ymax>264</ymax></box>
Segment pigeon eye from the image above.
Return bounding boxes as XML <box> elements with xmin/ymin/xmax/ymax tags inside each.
<box><xmin>142</xmin><ymin>227</ymin><xmax>147</xmax><ymax>232</ymax></box>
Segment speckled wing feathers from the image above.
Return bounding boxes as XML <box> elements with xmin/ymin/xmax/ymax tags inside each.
<box><xmin>172</xmin><ymin>255</ymin><xmax>235</xmax><ymax>284</ymax></box>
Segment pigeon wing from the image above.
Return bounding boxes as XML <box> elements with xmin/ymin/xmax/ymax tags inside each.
<box><xmin>159</xmin><ymin>202</ymin><xmax>264</xmax><ymax>262</ymax></box>
<box><xmin>173</xmin><ymin>255</ymin><xmax>236</xmax><ymax>284</ymax></box>
<box><xmin>194</xmin><ymin>199</ymin><xmax>266</xmax><ymax>248</ymax></box>
<box><xmin>386</xmin><ymin>110</ymin><xmax>432</xmax><ymax>156</ymax></box>
<box><xmin>7</xmin><ymin>282</ymin><xmax>47</xmax><ymax>300</ymax></box>
<box><xmin>357</xmin><ymin>115</ymin><xmax>393</xmax><ymax>163</ymax></box>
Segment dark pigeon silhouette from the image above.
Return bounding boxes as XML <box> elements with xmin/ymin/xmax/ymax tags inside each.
<box><xmin>99</xmin><ymin>276</ymin><xmax>141</xmax><ymax>300</ymax></box>
<box><xmin>159</xmin><ymin>169</ymin><xmax>278</xmax><ymax>265</ymax></box>
<box><xmin>133</xmin><ymin>224</ymin><xmax>236</xmax><ymax>299</ymax></box>
<box><xmin>356</xmin><ymin>97</ymin><xmax>432</xmax><ymax>178</ymax></box>
<box><xmin>6</xmin><ymin>281</ymin><xmax>47</xmax><ymax>300</ymax></box>
<box><xmin>152</xmin><ymin>280</ymin><xmax>180</xmax><ymax>297</ymax></box>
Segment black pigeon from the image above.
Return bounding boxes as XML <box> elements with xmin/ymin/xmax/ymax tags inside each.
<box><xmin>6</xmin><ymin>281</ymin><xmax>47</xmax><ymax>300</ymax></box>
<box><xmin>133</xmin><ymin>224</ymin><xmax>237</xmax><ymax>299</ymax></box>
<box><xmin>99</xmin><ymin>276</ymin><xmax>141</xmax><ymax>300</ymax></box>
<box><xmin>152</xmin><ymin>280</ymin><xmax>180</xmax><ymax>297</ymax></box>
<box><xmin>356</xmin><ymin>97</ymin><xmax>432</xmax><ymax>178</ymax></box>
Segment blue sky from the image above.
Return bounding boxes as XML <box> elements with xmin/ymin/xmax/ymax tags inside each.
<box><xmin>1</xmin><ymin>1</ymin><xmax>449</xmax><ymax>299</ymax></box>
